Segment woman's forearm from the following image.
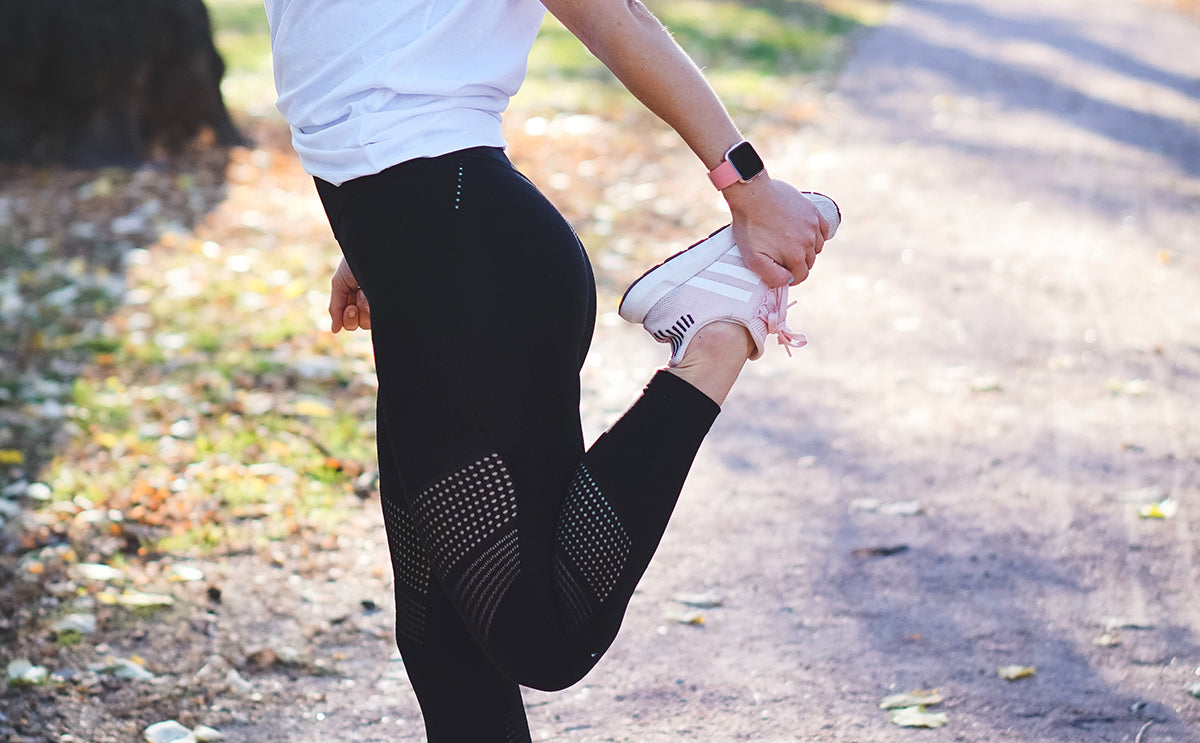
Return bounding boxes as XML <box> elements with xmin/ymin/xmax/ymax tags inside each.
<box><xmin>541</xmin><ymin>0</ymin><xmax>828</xmax><ymax>287</ymax></box>
<box><xmin>540</xmin><ymin>0</ymin><xmax>743</xmax><ymax>172</ymax></box>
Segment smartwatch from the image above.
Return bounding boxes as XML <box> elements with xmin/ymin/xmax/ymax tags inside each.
<box><xmin>707</xmin><ymin>140</ymin><xmax>766</xmax><ymax>190</ymax></box>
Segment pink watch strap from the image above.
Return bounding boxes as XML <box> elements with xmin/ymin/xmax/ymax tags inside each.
<box><xmin>707</xmin><ymin>159</ymin><xmax>740</xmax><ymax>190</ymax></box>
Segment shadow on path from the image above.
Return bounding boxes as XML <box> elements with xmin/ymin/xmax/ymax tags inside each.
<box><xmin>907</xmin><ymin>0</ymin><xmax>1200</xmax><ymax>100</ymax></box>
<box><xmin>843</xmin><ymin>0</ymin><xmax>1200</xmax><ymax>178</ymax></box>
<box><xmin>705</xmin><ymin>381</ymin><xmax>1200</xmax><ymax>740</ymax></box>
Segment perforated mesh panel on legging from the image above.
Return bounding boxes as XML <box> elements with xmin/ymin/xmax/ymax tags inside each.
<box><xmin>316</xmin><ymin>147</ymin><xmax>720</xmax><ymax>743</ymax></box>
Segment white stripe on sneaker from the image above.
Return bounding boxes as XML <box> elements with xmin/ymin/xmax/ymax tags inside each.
<box><xmin>685</xmin><ymin>275</ymin><xmax>754</xmax><ymax>302</ymax></box>
<box><xmin>706</xmin><ymin>261</ymin><xmax>760</xmax><ymax>284</ymax></box>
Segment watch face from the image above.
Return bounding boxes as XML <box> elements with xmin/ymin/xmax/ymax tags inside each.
<box><xmin>727</xmin><ymin>141</ymin><xmax>764</xmax><ymax>180</ymax></box>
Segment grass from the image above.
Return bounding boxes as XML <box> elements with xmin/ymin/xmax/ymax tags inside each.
<box><xmin>525</xmin><ymin>0</ymin><xmax>881</xmax><ymax>113</ymax></box>
<box><xmin>2</xmin><ymin>180</ymin><xmax>378</xmax><ymax>559</ymax></box>
<box><xmin>207</xmin><ymin>0</ymin><xmax>272</xmax><ymax>76</ymax></box>
<box><xmin>206</xmin><ymin>0</ymin><xmax>278</xmax><ymax>116</ymax></box>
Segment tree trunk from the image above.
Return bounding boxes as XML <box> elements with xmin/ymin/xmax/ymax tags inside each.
<box><xmin>0</xmin><ymin>0</ymin><xmax>246</xmax><ymax>167</ymax></box>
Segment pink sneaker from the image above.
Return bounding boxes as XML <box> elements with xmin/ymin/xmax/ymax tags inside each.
<box><xmin>618</xmin><ymin>192</ymin><xmax>839</xmax><ymax>366</ymax></box>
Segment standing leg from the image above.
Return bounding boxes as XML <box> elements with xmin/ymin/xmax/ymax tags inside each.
<box><xmin>377</xmin><ymin>413</ymin><xmax>530</xmax><ymax>743</ymax></box>
<box><xmin>318</xmin><ymin>145</ymin><xmax>724</xmax><ymax>711</ymax></box>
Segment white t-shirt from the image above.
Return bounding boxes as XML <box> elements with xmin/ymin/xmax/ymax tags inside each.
<box><xmin>264</xmin><ymin>0</ymin><xmax>546</xmax><ymax>185</ymax></box>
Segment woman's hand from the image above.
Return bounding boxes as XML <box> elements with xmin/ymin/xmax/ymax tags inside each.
<box><xmin>539</xmin><ymin>0</ymin><xmax>830</xmax><ymax>288</ymax></box>
<box><xmin>724</xmin><ymin>176</ymin><xmax>830</xmax><ymax>288</ymax></box>
<box><xmin>329</xmin><ymin>257</ymin><xmax>371</xmax><ymax>333</ymax></box>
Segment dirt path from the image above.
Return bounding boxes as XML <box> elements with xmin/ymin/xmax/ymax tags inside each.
<box><xmin>518</xmin><ymin>0</ymin><xmax>1200</xmax><ymax>740</ymax></box>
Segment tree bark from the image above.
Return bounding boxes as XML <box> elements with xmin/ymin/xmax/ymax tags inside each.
<box><xmin>0</xmin><ymin>0</ymin><xmax>246</xmax><ymax>167</ymax></box>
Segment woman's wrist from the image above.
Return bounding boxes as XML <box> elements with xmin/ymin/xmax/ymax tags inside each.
<box><xmin>720</xmin><ymin>171</ymin><xmax>773</xmax><ymax>210</ymax></box>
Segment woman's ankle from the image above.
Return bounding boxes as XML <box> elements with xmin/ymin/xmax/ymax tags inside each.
<box><xmin>665</xmin><ymin>321</ymin><xmax>753</xmax><ymax>405</ymax></box>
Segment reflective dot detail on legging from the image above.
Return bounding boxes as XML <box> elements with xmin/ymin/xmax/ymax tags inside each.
<box><xmin>381</xmin><ymin>495</ymin><xmax>431</xmax><ymax>645</ymax></box>
<box><xmin>412</xmin><ymin>453</ymin><xmax>521</xmax><ymax>640</ymax></box>
<box><xmin>555</xmin><ymin>465</ymin><xmax>631</xmax><ymax>605</ymax></box>
<box><xmin>414</xmin><ymin>453</ymin><xmax>519</xmax><ymax>578</ymax></box>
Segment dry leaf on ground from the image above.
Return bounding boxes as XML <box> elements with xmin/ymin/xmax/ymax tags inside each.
<box><xmin>1138</xmin><ymin>499</ymin><xmax>1178</xmax><ymax>519</ymax></box>
<box><xmin>880</xmin><ymin>689</ymin><xmax>944</xmax><ymax>709</ymax></box>
<box><xmin>664</xmin><ymin>607</ymin><xmax>705</xmax><ymax>625</ymax></box>
<box><xmin>888</xmin><ymin>706</ymin><xmax>949</xmax><ymax>728</ymax></box>
<box><xmin>998</xmin><ymin>665</ymin><xmax>1036</xmax><ymax>681</ymax></box>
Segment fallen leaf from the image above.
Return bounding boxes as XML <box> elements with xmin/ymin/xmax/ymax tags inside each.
<box><xmin>889</xmin><ymin>706</ymin><xmax>948</xmax><ymax>728</ymax></box>
<box><xmin>671</xmin><ymin>592</ymin><xmax>723</xmax><ymax>608</ymax></box>
<box><xmin>664</xmin><ymin>607</ymin><xmax>705</xmax><ymax>625</ymax></box>
<box><xmin>193</xmin><ymin>725</ymin><xmax>225</xmax><ymax>742</ymax></box>
<box><xmin>74</xmin><ymin>563</ymin><xmax>124</xmax><ymax>582</ymax></box>
<box><xmin>51</xmin><ymin>613</ymin><xmax>97</xmax><ymax>635</ymax></box>
<box><xmin>969</xmin><ymin>376</ymin><xmax>1002</xmax><ymax>393</ymax></box>
<box><xmin>24</xmin><ymin>482</ymin><xmax>51</xmax><ymax>499</ymax></box>
<box><xmin>116</xmin><ymin>590</ymin><xmax>176</xmax><ymax>608</ymax></box>
<box><xmin>879</xmin><ymin>501</ymin><xmax>925</xmax><ymax>516</ymax></box>
<box><xmin>167</xmin><ymin>564</ymin><xmax>205</xmax><ymax>582</ymax></box>
<box><xmin>1093</xmin><ymin>631</ymin><xmax>1122</xmax><ymax>647</ymax></box>
<box><xmin>1138</xmin><ymin>499</ymin><xmax>1178</xmax><ymax>519</ymax></box>
<box><xmin>6</xmin><ymin>659</ymin><xmax>50</xmax><ymax>687</ymax></box>
<box><xmin>291</xmin><ymin>396</ymin><xmax>335</xmax><ymax>418</ymax></box>
<box><xmin>1108</xmin><ymin>378</ymin><xmax>1150</xmax><ymax>396</ymax></box>
<box><xmin>849</xmin><ymin>498</ymin><xmax>925</xmax><ymax>516</ymax></box>
<box><xmin>998</xmin><ymin>665</ymin><xmax>1036</xmax><ymax>681</ymax></box>
<box><xmin>142</xmin><ymin>719</ymin><xmax>192</xmax><ymax>743</ymax></box>
<box><xmin>880</xmin><ymin>689</ymin><xmax>944</xmax><ymax>709</ymax></box>
<box><xmin>0</xmin><ymin>449</ymin><xmax>24</xmax><ymax>465</ymax></box>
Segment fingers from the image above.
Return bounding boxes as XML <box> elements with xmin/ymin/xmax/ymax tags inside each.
<box><xmin>331</xmin><ymin>290</ymin><xmax>371</xmax><ymax>333</ymax></box>
<box><xmin>329</xmin><ymin>256</ymin><xmax>372</xmax><ymax>334</ymax></box>
<box><xmin>786</xmin><ymin>260</ymin><xmax>810</xmax><ymax>287</ymax></box>
<box><xmin>746</xmin><ymin>250</ymin><xmax>800</xmax><ymax>289</ymax></box>
<box><xmin>738</xmin><ymin>214</ymin><xmax>825</xmax><ymax>288</ymax></box>
<box><xmin>787</xmin><ymin>216</ymin><xmax>824</xmax><ymax>284</ymax></box>
<box><xmin>775</xmin><ymin>242</ymin><xmax>820</xmax><ymax>288</ymax></box>
<box><xmin>342</xmin><ymin>303</ymin><xmax>360</xmax><ymax>332</ymax></box>
<box><xmin>356</xmin><ymin>290</ymin><xmax>371</xmax><ymax>330</ymax></box>
<box><xmin>329</xmin><ymin>290</ymin><xmax>349</xmax><ymax>333</ymax></box>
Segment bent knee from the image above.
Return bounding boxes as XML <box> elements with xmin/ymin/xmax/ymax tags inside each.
<box><xmin>487</xmin><ymin>635</ymin><xmax>606</xmax><ymax>692</ymax></box>
<box><xmin>505</xmin><ymin>655</ymin><xmax>596</xmax><ymax>692</ymax></box>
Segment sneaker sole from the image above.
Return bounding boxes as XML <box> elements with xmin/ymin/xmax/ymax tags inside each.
<box><xmin>618</xmin><ymin>225</ymin><xmax>736</xmax><ymax>324</ymax></box>
<box><xmin>618</xmin><ymin>192</ymin><xmax>841</xmax><ymax>324</ymax></box>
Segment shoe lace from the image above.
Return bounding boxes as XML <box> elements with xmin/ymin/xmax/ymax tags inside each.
<box><xmin>758</xmin><ymin>286</ymin><xmax>808</xmax><ymax>356</ymax></box>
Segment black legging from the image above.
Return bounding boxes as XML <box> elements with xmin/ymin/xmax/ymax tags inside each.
<box><xmin>315</xmin><ymin>147</ymin><xmax>721</xmax><ymax>742</ymax></box>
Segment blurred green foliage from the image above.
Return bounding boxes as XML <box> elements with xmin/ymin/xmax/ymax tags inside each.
<box><xmin>206</xmin><ymin>0</ymin><xmax>875</xmax><ymax>113</ymax></box>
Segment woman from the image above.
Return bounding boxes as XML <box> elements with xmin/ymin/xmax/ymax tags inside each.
<box><xmin>264</xmin><ymin>0</ymin><xmax>835</xmax><ymax>739</ymax></box>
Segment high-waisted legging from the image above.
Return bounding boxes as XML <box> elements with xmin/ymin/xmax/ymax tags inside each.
<box><xmin>315</xmin><ymin>147</ymin><xmax>721</xmax><ymax>743</ymax></box>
